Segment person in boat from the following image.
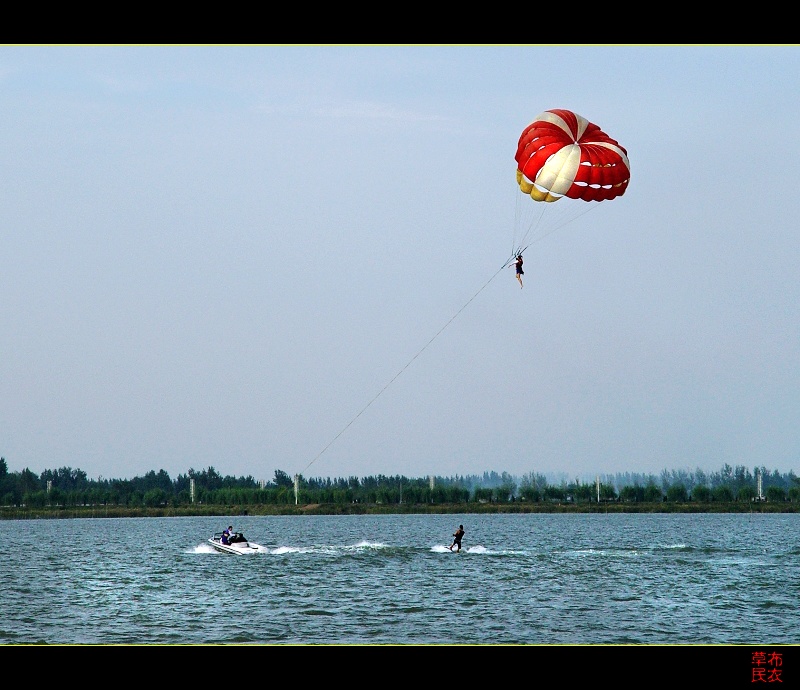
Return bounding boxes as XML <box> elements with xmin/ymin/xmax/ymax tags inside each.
<box><xmin>221</xmin><ymin>526</ymin><xmax>233</xmax><ymax>545</ymax></box>
<box><xmin>511</xmin><ymin>253</ymin><xmax>524</xmax><ymax>288</ymax></box>
<box><xmin>448</xmin><ymin>524</ymin><xmax>465</xmax><ymax>552</ymax></box>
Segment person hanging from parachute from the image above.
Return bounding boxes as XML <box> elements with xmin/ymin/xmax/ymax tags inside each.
<box><xmin>511</xmin><ymin>252</ymin><xmax>524</xmax><ymax>288</ymax></box>
<box><xmin>509</xmin><ymin>108</ymin><xmax>630</xmax><ymax>286</ymax></box>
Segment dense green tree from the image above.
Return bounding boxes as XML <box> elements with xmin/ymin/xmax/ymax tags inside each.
<box><xmin>692</xmin><ymin>485</ymin><xmax>711</xmax><ymax>503</ymax></box>
<box><xmin>571</xmin><ymin>481</ymin><xmax>593</xmax><ymax>502</ymax></box>
<box><xmin>48</xmin><ymin>487</ymin><xmax>64</xmax><ymax>505</ymax></box>
<box><xmin>733</xmin><ymin>465</ymin><xmax>752</xmax><ymax>490</ymax></box>
<box><xmin>543</xmin><ymin>485</ymin><xmax>568</xmax><ymax>501</ymax></box>
<box><xmin>42</xmin><ymin>467</ymin><xmax>89</xmax><ymax>491</ymax></box>
<box><xmin>24</xmin><ymin>490</ymin><xmax>47</xmax><ymax>507</ymax></box>
<box><xmin>712</xmin><ymin>485</ymin><xmax>734</xmax><ymax>503</ymax></box>
<box><xmin>619</xmin><ymin>485</ymin><xmax>643</xmax><ymax>502</ymax></box>
<box><xmin>518</xmin><ymin>472</ymin><xmax>547</xmax><ymax>502</ymax></box>
<box><xmin>666</xmin><ymin>484</ymin><xmax>688</xmax><ymax>503</ymax></box>
<box><xmin>141</xmin><ymin>470</ymin><xmax>172</xmax><ymax>493</ymax></box>
<box><xmin>143</xmin><ymin>488</ymin><xmax>168</xmax><ymax>507</ymax></box>
<box><xmin>738</xmin><ymin>485</ymin><xmax>756</xmax><ymax>502</ymax></box>
<box><xmin>599</xmin><ymin>483</ymin><xmax>618</xmax><ymax>501</ymax></box>
<box><xmin>188</xmin><ymin>466</ymin><xmax>223</xmax><ymax>491</ymax></box>
<box><xmin>18</xmin><ymin>468</ymin><xmax>40</xmax><ymax>496</ymax></box>
<box><xmin>643</xmin><ymin>484</ymin><xmax>663</xmax><ymax>502</ymax></box>
<box><xmin>766</xmin><ymin>486</ymin><xmax>786</xmax><ymax>502</ymax></box>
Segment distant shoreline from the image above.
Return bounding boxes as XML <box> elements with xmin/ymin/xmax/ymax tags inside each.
<box><xmin>2</xmin><ymin>501</ymin><xmax>796</xmax><ymax>520</ymax></box>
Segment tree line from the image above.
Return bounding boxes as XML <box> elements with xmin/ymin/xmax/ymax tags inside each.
<box><xmin>1</xmin><ymin>457</ymin><xmax>798</xmax><ymax>508</ymax></box>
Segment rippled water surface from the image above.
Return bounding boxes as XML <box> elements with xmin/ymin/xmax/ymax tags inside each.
<box><xmin>2</xmin><ymin>513</ymin><xmax>798</xmax><ymax>645</ymax></box>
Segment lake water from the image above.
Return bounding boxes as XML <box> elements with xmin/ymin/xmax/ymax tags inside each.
<box><xmin>2</xmin><ymin>512</ymin><xmax>798</xmax><ymax>663</ymax></box>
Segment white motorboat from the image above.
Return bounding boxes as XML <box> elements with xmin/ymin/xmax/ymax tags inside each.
<box><xmin>208</xmin><ymin>531</ymin><xmax>266</xmax><ymax>555</ymax></box>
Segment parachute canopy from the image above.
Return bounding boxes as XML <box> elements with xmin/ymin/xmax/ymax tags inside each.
<box><xmin>515</xmin><ymin>109</ymin><xmax>630</xmax><ymax>203</ymax></box>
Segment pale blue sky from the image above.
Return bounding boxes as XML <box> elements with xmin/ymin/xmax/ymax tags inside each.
<box><xmin>2</xmin><ymin>45</ymin><xmax>798</xmax><ymax>483</ymax></box>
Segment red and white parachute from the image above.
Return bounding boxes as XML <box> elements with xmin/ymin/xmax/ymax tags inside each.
<box><xmin>515</xmin><ymin>109</ymin><xmax>630</xmax><ymax>203</ymax></box>
<box><xmin>508</xmin><ymin>109</ymin><xmax>630</xmax><ymax>256</ymax></box>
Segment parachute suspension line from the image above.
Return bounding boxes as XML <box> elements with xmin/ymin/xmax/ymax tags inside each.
<box><xmin>299</xmin><ymin>263</ymin><xmax>509</xmax><ymax>477</ymax></box>
<box><xmin>503</xmin><ymin>245</ymin><xmax>529</xmax><ymax>269</ymax></box>
<box><xmin>510</xmin><ymin>198</ymin><xmax>603</xmax><ymax>265</ymax></box>
<box><xmin>514</xmin><ymin>190</ymin><xmax>548</xmax><ymax>257</ymax></box>
<box><xmin>530</xmin><ymin>200</ymin><xmax>600</xmax><ymax>246</ymax></box>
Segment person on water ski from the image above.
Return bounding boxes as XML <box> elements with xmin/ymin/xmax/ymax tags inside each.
<box><xmin>448</xmin><ymin>524</ymin><xmax>465</xmax><ymax>552</ymax></box>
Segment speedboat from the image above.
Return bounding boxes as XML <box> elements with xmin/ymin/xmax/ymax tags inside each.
<box><xmin>208</xmin><ymin>531</ymin><xmax>265</xmax><ymax>555</ymax></box>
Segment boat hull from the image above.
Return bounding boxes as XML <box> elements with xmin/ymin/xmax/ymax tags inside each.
<box><xmin>208</xmin><ymin>532</ymin><xmax>265</xmax><ymax>555</ymax></box>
